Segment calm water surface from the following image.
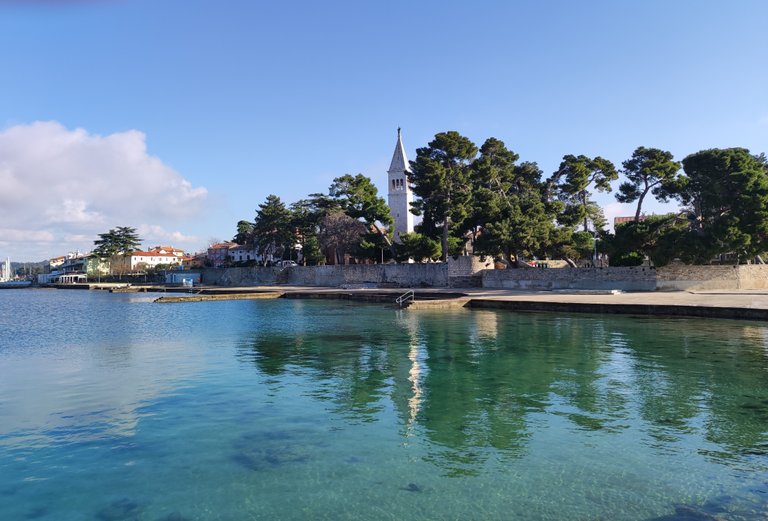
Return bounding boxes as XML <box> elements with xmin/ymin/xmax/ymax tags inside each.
<box><xmin>1</xmin><ymin>289</ymin><xmax>767</xmax><ymax>520</ymax></box>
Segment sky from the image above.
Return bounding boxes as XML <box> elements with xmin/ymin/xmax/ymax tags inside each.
<box><xmin>1</xmin><ymin>0</ymin><xmax>767</xmax><ymax>262</ymax></box>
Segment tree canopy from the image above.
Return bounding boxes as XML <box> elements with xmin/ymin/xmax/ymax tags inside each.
<box><xmin>409</xmin><ymin>131</ymin><xmax>478</xmax><ymax>260</ymax></box>
<box><xmin>469</xmin><ymin>139</ymin><xmax>555</xmax><ymax>264</ymax></box>
<box><xmin>677</xmin><ymin>148</ymin><xmax>768</xmax><ymax>260</ymax></box>
<box><xmin>93</xmin><ymin>226</ymin><xmax>142</xmax><ymax>258</ymax></box>
<box><xmin>228</xmin><ymin>132</ymin><xmax>768</xmax><ymax>267</ymax></box>
<box><xmin>252</xmin><ymin>195</ymin><xmax>294</xmax><ymax>264</ymax></box>
<box><xmin>548</xmin><ymin>154</ymin><xmax>617</xmax><ymax>232</ymax></box>
<box><xmin>616</xmin><ymin>147</ymin><xmax>682</xmax><ymax>222</ymax></box>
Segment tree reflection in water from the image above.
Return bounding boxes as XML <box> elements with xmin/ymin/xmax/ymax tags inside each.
<box><xmin>236</xmin><ymin>301</ymin><xmax>768</xmax><ymax>479</ymax></box>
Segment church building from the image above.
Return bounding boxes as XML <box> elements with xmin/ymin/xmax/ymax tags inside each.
<box><xmin>387</xmin><ymin>128</ymin><xmax>414</xmax><ymax>242</ymax></box>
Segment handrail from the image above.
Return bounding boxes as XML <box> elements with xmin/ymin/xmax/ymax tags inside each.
<box><xmin>395</xmin><ymin>289</ymin><xmax>415</xmax><ymax>307</ymax></box>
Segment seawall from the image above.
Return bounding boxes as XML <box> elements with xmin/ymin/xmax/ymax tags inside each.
<box><xmin>199</xmin><ymin>260</ymin><xmax>768</xmax><ymax>292</ymax></box>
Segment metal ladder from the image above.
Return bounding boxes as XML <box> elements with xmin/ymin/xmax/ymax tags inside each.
<box><xmin>395</xmin><ymin>289</ymin><xmax>415</xmax><ymax>308</ymax></box>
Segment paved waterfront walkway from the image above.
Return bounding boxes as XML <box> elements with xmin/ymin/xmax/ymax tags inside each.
<box><xmin>192</xmin><ymin>285</ymin><xmax>768</xmax><ymax>320</ymax></box>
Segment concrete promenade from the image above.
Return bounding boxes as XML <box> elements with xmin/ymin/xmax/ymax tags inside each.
<box><xmin>185</xmin><ymin>285</ymin><xmax>768</xmax><ymax>321</ymax></box>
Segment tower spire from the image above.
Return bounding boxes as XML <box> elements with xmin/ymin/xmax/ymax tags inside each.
<box><xmin>387</xmin><ymin>128</ymin><xmax>414</xmax><ymax>242</ymax></box>
<box><xmin>388</xmin><ymin>127</ymin><xmax>410</xmax><ymax>174</ymax></box>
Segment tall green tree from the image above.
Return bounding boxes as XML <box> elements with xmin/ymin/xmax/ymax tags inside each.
<box><xmin>677</xmin><ymin>148</ymin><xmax>768</xmax><ymax>260</ymax></box>
<box><xmin>409</xmin><ymin>131</ymin><xmax>478</xmax><ymax>260</ymax></box>
<box><xmin>233</xmin><ymin>219</ymin><xmax>255</xmax><ymax>245</ymax></box>
<box><xmin>616</xmin><ymin>147</ymin><xmax>683</xmax><ymax>222</ymax></box>
<box><xmin>329</xmin><ymin>174</ymin><xmax>393</xmax><ymax>227</ymax></box>
<box><xmin>547</xmin><ymin>154</ymin><xmax>617</xmax><ymax>232</ymax></box>
<box><xmin>329</xmin><ymin>173</ymin><xmax>394</xmax><ymax>260</ymax></box>
<box><xmin>288</xmin><ymin>199</ymin><xmax>327</xmax><ymax>265</ymax></box>
<box><xmin>93</xmin><ymin>226</ymin><xmax>142</xmax><ymax>257</ymax></box>
<box><xmin>252</xmin><ymin>195</ymin><xmax>294</xmax><ymax>264</ymax></box>
<box><xmin>605</xmin><ymin>213</ymin><xmax>690</xmax><ymax>267</ymax></box>
<box><xmin>469</xmin><ymin>138</ymin><xmax>555</xmax><ymax>265</ymax></box>
<box><xmin>394</xmin><ymin>232</ymin><xmax>441</xmax><ymax>262</ymax></box>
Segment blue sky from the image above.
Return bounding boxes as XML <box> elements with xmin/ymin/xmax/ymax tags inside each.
<box><xmin>1</xmin><ymin>0</ymin><xmax>767</xmax><ymax>261</ymax></box>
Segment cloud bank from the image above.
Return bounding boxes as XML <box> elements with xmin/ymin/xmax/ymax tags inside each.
<box><xmin>0</xmin><ymin>121</ymin><xmax>207</xmax><ymax>260</ymax></box>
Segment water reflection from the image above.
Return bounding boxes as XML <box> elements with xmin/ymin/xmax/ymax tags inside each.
<box><xmin>238</xmin><ymin>306</ymin><xmax>768</xmax><ymax>476</ymax></box>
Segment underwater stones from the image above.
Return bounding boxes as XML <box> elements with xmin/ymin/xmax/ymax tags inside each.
<box><xmin>400</xmin><ymin>482</ymin><xmax>424</xmax><ymax>493</ymax></box>
<box><xmin>160</xmin><ymin>512</ymin><xmax>191</xmax><ymax>521</ymax></box>
<box><xmin>232</xmin><ymin>429</ymin><xmax>320</xmax><ymax>471</ymax></box>
<box><xmin>96</xmin><ymin>498</ymin><xmax>142</xmax><ymax>521</ymax></box>
<box><xmin>24</xmin><ymin>507</ymin><xmax>48</xmax><ymax>519</ymax></box>
<box><xmin>671</xmin><ymin>505</ymin><xmax>721</xmax><ymax>520</ymax></box>
<box><xmin>233</xmin><ymin>445</ymin><xmax>310</xmax><ymax>470</ymax></box>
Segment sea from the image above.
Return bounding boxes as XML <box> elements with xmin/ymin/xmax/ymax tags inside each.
<box><xmin>1</xmin><ymin>288</ymin><xmax>767</xmax><ymax>520</ymax></box>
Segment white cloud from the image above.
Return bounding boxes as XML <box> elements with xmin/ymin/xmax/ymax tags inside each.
<box><xmin>136</xmin><ymin>224</ymin><xmax>199</xmax><ymax>249</ymax></box>
<box><xmin>0</xmin><ymin>121</ymin><xmax>208</xmax><ymax>260</ymax></box>
<box><xmin>0</xmin><ymin>228</ymin><xmax>56</xmax><ymax>242</ymax></box>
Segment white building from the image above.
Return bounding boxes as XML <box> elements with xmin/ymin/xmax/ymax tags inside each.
<box><xmin>114</xmin><ymin>248</ymin><xmax>184</xmax><ymax>271</ymax></box>
<box><xmin>387</xmin><ymin>128</ymin><xmax>414</xmax><ymax>242</ymax></box>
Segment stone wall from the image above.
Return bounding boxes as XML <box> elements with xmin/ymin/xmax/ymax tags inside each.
<box><xmin>202</xmin><ymin>262</ymin><xmax>768</xmax><ymax>291</ymax></box>
<box><xmin>202</xmin><ymin>256</ymin><xmax>492</xmax><ymax>288</ymax></box>
<box><xmin>200</xmin><ymin>267</ymin><xmax>281</xmax><ymax>286</ymax></box>
<box><xmin>482</xmin><ymin>266</ymin><xmax>657</xmax><ymax>291</ymax></box>
<box><xmin>656</xmin><ymin>264</ymin><xmax>768</xmax><ymax>291</ymax></box>
<box><xmin>286</xmin><ymin>264</ymin><xmax>448</xmax><ymax>287</ymax></box>
<box><xmin>201</xmin><ymin>263</ymin><xmax>449</xmax><ymax>288</ymax></box>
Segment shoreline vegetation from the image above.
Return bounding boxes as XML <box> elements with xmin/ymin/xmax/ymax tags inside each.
<box><xmin>232</xmin><ymin>138</ymin><xmax>768</xmax><ymax>269</ymax></box>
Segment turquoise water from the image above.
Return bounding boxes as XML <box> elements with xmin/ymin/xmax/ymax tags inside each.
<box><xmin>1</xmin><ymin>289</ymin><xmax>768</xmax><ymax>520</ymax></box>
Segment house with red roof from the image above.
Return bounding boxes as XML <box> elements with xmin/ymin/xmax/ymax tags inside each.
<box><xmin>112</xmin><ymin>246</ymin><xmax>186</xmax><ymax>272</ymax></box>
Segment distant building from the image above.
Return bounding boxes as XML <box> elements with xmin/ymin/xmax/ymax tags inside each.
<box><xmin>149</xmin><ymin>245</ymin><xmax>185</xmax><ymax>257</ymax></box>
<box><xmin>207</xmin><ymin>241</ymin><xmax>237</xmax><ymax>267</ymax></box>
<box><xmin>112</xmin><ymin>247</ymin><xmax>185</xmax><ymax>272</ymax></box>
<box><xmin>387</xmin><ymin>128</ymin><xmax>414</xmax><ymax>242</ymax></box>
<box><xmin>614</xmin><ymin>215</ymin><xmax>646</xmax><ymax>227</ymax></box>
<box><xmin>49</xmin><ymin>256</ymin><xmax>66</xmax><ymax>271</ymax></box>
<box><xmin>229</xmin><ymin>244</ymin><xmax>259</xmax><ymax>263</ymax></box>
<box><xmin>165</xmin><ymin>271</ymin><xmax>201</xmax><ymax>286</ymax></box>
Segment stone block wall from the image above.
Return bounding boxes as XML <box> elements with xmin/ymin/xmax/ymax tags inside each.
<box><xmin>202</xmin><ymin>263</ymin><xmax>450</xmax><ymax>288</ymax></box>
<box><xmin>202</xmin><ymin>262</ymin><xmax>768</xmax><ymax>291</ymax></box>
<box><xmin>655</xmin><ymin>265</ymin><xmax>738</xmax><ymax>291</ymax></box>
<box><xmin>737</xmin><ymin>265</ymin><xmax>768</xmax><ymax>289</ymax></box>
<box><xmin>656</xmin><ymin>264</ymin><xmax>768</xmax><ymax>290</ymax></box>
<box><xmin>446</xmin><ymin>255</ymin><xmax>494</xmax><ymax>277</ymax></box>
<box><xmin>285</xmin><ymin>264</ymin><xmax>449</xmax><ymax>287</ymax></box>
<box><xmin>200</xmin><ymin>267</ymin><xmax>280</xmax><ymax>286</ymax></box>
<box><xmin>482</xmin><ymin>266</ymin><xmax>657</xmax><ymax>291</ymax></box>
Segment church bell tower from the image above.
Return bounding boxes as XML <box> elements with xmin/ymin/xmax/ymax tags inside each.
<box><xmin>387</xmin><ymin>128</ymin><xmax>414</xmax><ymax>242</ymax></box>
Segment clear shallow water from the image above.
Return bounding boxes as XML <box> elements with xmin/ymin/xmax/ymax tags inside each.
<box><xmin>1</xmin><ymin>289</ymin><xmax>768</xmax><ymax>520</ymax></box>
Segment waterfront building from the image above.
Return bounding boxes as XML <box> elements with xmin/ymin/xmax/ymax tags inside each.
<box><xmin>112</xmin><ymin>247</ymin><xmax>185</xmax><ymax>272</ymax></box>
<box><xmin>48</xmin><ymin>256</ymin><xmax>66</xmax><ymax>270</ymax></box>
<box><xmin>387</xmin><ymin>128</ymin><xmax>414</xmax><ymax>242</ymax></box>
<box><xmin>229</xmin><ymin>244</ymin><xmax>259</xmax><ymax>264</ymax></box>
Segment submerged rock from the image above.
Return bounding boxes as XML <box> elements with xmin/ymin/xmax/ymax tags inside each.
<box><xmin>96</xmin><ymin>498</ymin><xmax>142</xmax><ymax>521</ymax></box>
<box><xmin>160</xmin><ymin>512</ymin><xmax>192</xmax><ymax>521</ymax></box>
<box><xmin>400</xmin><ymin>483</ymin><xmax>424</xmax><ymax>493</ymax></box>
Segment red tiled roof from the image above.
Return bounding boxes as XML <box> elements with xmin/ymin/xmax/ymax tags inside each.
<box><xmin>209</xmin><ymin>242</ymin><xmax>237</xmax><ymax>249</ymax></box>
<box><xmin>130</xmin><ymin>251</ymin><xmax>182</xmax><ymax>258</ymax></box>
